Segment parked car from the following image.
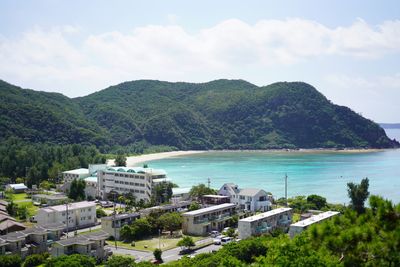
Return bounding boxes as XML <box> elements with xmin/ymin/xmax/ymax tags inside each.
<box><xmin>210</xmin><ymin>230</ymin><xmax>219</xmax><ymax>237</ymax></box>
<box><xmin>213</xmin><ymin>235</ymin><xmax>225</xmax><ymax>245</ymax></box>
<box><xmin>221</xmin><ymin>236</ymin><xmax>232</xmax><ymax>245</ymax></box>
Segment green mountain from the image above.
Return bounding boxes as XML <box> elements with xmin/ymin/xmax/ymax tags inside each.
<box><xmin>0</xmin><ymin>79</ymin><xmax>398</xmax><ymax>150</ymax></box>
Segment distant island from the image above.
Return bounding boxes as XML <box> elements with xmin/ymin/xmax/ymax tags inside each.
<box><xmin>0</xmin><ymin>79</ymin><xmax>398</xmax><ymax>151</ymax></box>
<box><xmin>380</xmin><ymin>123</ymin><xmax>400</xmax><ymax>129</ymax></box>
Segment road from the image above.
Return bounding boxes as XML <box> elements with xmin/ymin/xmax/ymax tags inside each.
<box><xmin>106</xmin><ymin>237</ymin><xmax>223</xmax><ymax>263</ymax></box>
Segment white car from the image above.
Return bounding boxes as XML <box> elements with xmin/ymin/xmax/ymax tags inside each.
<box><xmin>213</xmin><ymin>235</ymin><xmax>225</xmax><ymax>245</ymax></box>
<box><xmin>221</xmin><ymin>236</ymin><xmax>232</xmax><ymax>245</ymax></box>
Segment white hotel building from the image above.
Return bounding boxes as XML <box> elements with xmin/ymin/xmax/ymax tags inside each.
<box><xmin>98</xmin><ymin>166</ymin><xmax>169</xmax><ymax>202</ymax></box>
<box><xmin>36</xmin><ymin>201</ymin><xmax>96</xmax><ymax>230</ymax></box>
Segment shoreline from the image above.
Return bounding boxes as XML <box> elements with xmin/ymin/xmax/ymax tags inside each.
<box><xmin>108</xmin><ymin>148</ymin><xmax>397</xmax><ymax>166</ymax></box>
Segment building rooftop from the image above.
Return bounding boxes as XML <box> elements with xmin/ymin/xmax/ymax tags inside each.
<box><xmin>105</xmin><ymin>166</ymin><xmax>166</xmax><ymax>176</ymax></box>
<box><xmin>239</xmin><ymin>208</ymin><xmax>293</xmax><ymax>222</ymax></box>
<box><xmin>203</xmin><ymin>194</ymin><xmax>230</xmax><ymax>199</ymax></box>
<box><xmin>40</xmin><ymin>201</ymin><xmax>96</xmax><ymax>213</ymax></box>
<box><xmin>102</xmin><ymin>212</ymin><xmax>140</xmax><ymax>221</ymax></box>
<box><xmin>84</xmin><ymin>176</ymin><xmax>98</xmax><ymax>183</ymax></box>
<box><xmin>290</xmin><ymin>211</ymin><xmax>340</xmax><ymax>228</ymax></box>
<box><xmin>183</xmin><ymin>203</ymin><xmax>236</xmax><ymax>216</ymax></box>
<box><xmin>0</xmin><ymin>220</ymin><xmax>25</xmax><ymax>232</ymax></box>
<box><xmin>7</xmin><ymin>183</ymin><xmax>28</xmax><ymax>190</ymax></box>
<box><xmin>62</xmin><ymin>168</ymin><xmax>89</xmax><ymax>175</ymax></box>
<box><xmin>238</xmin><ymin>188</ymin><xmax>266</xmax><ymax>196</ymax></box>
<box><xmin>55</xmin><ymin>231</ymin><xmax>109</xmax><ymax>246</ymax></box>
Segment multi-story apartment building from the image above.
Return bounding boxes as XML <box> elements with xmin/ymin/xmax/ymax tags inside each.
<box><xmin>98</xmin><ymin>166</ymin><xmax>169</xmax><ymax>202</ymax></box>
<box><xmin>62</xmin><ymin>168</ymin><xmax>91</xmax><ymax>183</ymax></box>
<box><xmin>0</xmin><ymin>222</ymin><xmax>64</xmax><ymax>258</ymax></box>
<box><xmin>289</xmin><ymin>211</ymin><xmax>340</xmax><ymax>238</ymax></box>
<box><xmin>218</xmin><ymin>183</ymin><xmax>273</xmax><ymax>212</ymax></box>
<box><xmin>36</xmin><ymin>201</ymin><xmax>96</xmax><ymax>230</ymax></box>
<box><xmin>101</xmin><ymin>212</ymin><xmax>140</xmax><ymax>240</ymax></box>
<box><xmin>182</xmin><ymin>203</ymin><xmax>236</xmax><ymax>236</ymax></box>
<box><xmin>51</xmin><ymin>231</ymin><xmax>110</xmax><ymax>260</ymax></box>
<box><xmin>62</xmin><ymin>164</ymin><xmax>107</xmax><ymax>199</ymax></box>
<box><xmin>238</xmin><ymin>207</ymin><xmax>293</xmax><ymax>239</ymax></box>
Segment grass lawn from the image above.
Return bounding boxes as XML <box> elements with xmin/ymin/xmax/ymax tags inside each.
<box><xmin>16</xmin><ymin>201</ymin><xmax>38</xmax><ymax>217</ymax></box>
<box><xmin>8</xmin><ymin>192</ymin><xmax>29</xmax><ymax>202</ymax></box>
<box><xmin>111</xmin><ymin>235</ymin><xmax>205</xmax><ymax>252</ymax></box>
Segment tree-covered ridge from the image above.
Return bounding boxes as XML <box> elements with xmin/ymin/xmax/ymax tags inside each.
<box><xmin>1</xmin><ymin>79</ymin><xmax>398</xmax><ymax>150</ymax></box>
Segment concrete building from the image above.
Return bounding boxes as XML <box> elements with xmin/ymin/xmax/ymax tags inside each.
<box><xmin>83</xmin><ymin>177</ymin><xmax>98</xmax><ymax>200</ymax></box>
<box><xmin>182</xmin><ymin>203</ymin><xmax>236</xmax><ymax>236</ymax></box>
<box><xmin>0</xmin><ymin>223</ymin><xmax>64</xmax><ymax>258</ymax></box>
<box><xmin>218</xmin><ymin>183</ymin><xmax>273</xmax><ymax>212</ymax></box>
<box><xmin>101</xmin><ymin>212</ymin><xmax>140</xmax><ymax>240</ymax></box>
<box><xmin>31</xmin><ymin>194</ymin><xmax>69</xmax><ymax>206</ymax></box>
<box><xmin>36</xmin><ymin>201</ymin><xmax>96</xmax><ymax>230</ymax></box>
<box><xmin>98</xmin><ymin>166</ymin><xmax>169</xmax><ymax>202</ymax></box>
<box><xmin>289</xmin><ymin>211</ymin><xmax>340</xmax><ymax>238</ymax></box>
<box><xmin>5</xmin><ymin>184</ymin><xmax>27</xmax><ymax>193</ymax></box>
<box><xmin>238</xmin><ymin>207</ymin><xmax>293</xmax><ymax>239</ymax></box>
<box><xmin>140</xmin><ymin>201</ymin><xmax>191</xmax><ymax>217</ymax></box>
<box><xmin>202</xmin><ymin>195</ymin><xmax>230</xmax><ymax>206</ymax></box>
<box><xmin>171</xmin><ymin>187</ymin><xmax>191</xmax><ymax>203</ymax></box>
<box><xmin>62</xmin><ymin>168</ymin><xmax>90</xmax><ymax>183</ymax></box>
<box><xmin>62</xmin><ymin>164</ymin><xmax>107</xmax><ymax>199</ymax></box>
<box><xmin>51</xmin><ymin>230</ymin><xmax>109</xmax><ymax>260</ymax></box>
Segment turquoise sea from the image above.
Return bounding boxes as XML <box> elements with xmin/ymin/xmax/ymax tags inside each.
<box><xmin>148</xmin><ymin>129</ymin><xmax>400</xmax><ymax>204</ymax></box>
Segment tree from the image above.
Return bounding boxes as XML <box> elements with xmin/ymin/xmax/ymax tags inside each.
<box><xmin>18</xmin><ymin>205</ymin><xmax>28</xmax><ymax>221</ymax></box>
<box><xmin>39</xmin><ymin>180</ymin><xmax>53</xmax><ymax>190</ymax></box>
<box><xmin>153</xmin><ymin>181</ymin><xmax>173</xmax><ymax>204</ymax></box>
<box><xmin>23</xmin><ymin>254</ymin><xmax>48</xmax><ymax>267</ymax></box>
<box><xmin>115</xmin><ymin>154</ymin><xmax>127</xmax><ymax>167</ymax></box>
<box><xmin>158</xmin><ymin>212</ymin><xmax>182</xmax><ymax>235</ymax></box>
<box><xmin>153</xmin><ymin>248</ymin><xmax>163</xmax><ymax>263</ymax></box>
<box><xmin>177</xmin><ymin>236</ymin><xmax>195</xmax><ymax>251</ymax></box>
<box><xmin>96</xmin><ymin>208</ymin><xmax>107</xmax><ymax>218</ymax></box>
<box><xmin>189</xmin><ymin>184</ymin><xmax>217</xmax><ymax>200</ymax></box>
<box><xmin>44</xmin><ymin>254</ymin><xmax>96</xmax><ymax>267</ymax></box>
<box><xmin>347</xmin><ymin>178</ymin><xmax>370</xmax><ymax>213</ymax></box>
<box><xmin>6</xmin><ymin>201</ymin><xmax>18</xmax><ymax>216</ymax></box>
<box><xmin>188</xmin><ymin>202</ymin><xmax>201</xmax><ymax>211</ymax></box>
<box><xmin>0</xmin><ymin>255</ymin><xmax>22</xmax><ymax>267</ymax></box>
<box><xmin>105</xmin><ymin>255</ymin><xmax>135</xmax><ymax>267</ymax></box>
<box><xmin>15</xmin><ymin>177</ymin><xmax>25</xmax><ymax>184</ymax></box>
<box><xmin>68</xmin><ymin>178</ymin><xmax>86</xmax><ymax>201</ymax></box>
<box><xmin>120</xmin><ymin>224</ymin><xmax>133</xmax><ymax>241</ymax></box>
<box><xmin>225</xmin><ymin>228</ymin><xmax>237</xmax><ymax>238</ymax></box>
<box><xmin>306</xmin><ymin>194</ymin><xmax>327</xmax><ymax>210</ymax></box>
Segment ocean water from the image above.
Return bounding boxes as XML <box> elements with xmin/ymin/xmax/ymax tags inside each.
<box><xmin>148</xmin><ymin>148</ymin><xmax>400</xmax><ymax>204</ymax></box>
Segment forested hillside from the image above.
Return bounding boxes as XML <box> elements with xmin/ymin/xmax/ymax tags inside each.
<box><xmin>1</xmin><ymin>79</ymin><xmax>398</xmax><ymax>150</ymax></box>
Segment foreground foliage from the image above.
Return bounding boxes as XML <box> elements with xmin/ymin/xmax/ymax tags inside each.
<box><xmin>166</xmin><ymin>195</ymin><xmax>399</xmax><ymax>267</ymax></box>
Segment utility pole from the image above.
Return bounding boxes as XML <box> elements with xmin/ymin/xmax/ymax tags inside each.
<box><xmin>207</xmin><ymin>178</ymin><xmax>210</xmax><ymax>188</ymax></box>
<box><xmin>113</xmin><ymin>192</ymin><xmax>118</xmax><ymax>250</ymax></box>
<box><xmin>285</xmin><ymin>173</ymin><xmax>288</xmax><ymax>207</ymax></box>
<box><xmin>66</xmin><ymin>201</ymin><xmax>69</xmax><ymax>239</ymax></box>
<box><xmin>158</xmin><ymin>228</ymin><xmax>161</xmax><ymax>250</ymax></box>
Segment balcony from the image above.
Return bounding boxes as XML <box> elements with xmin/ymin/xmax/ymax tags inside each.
<box><xmin>255</xmin><ymin>225</ymin><xmax>272</xmax><ymax>234</ymax></box>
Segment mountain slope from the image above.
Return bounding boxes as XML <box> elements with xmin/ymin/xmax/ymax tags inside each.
<box><xmin>0</xmin><ymin>80</ymin><xmax>109</xmax><ymax>145</ymax></box>
<box><xmin>0</xmin><ymin>79</ymin><xmax>397</xmax><ymax>149</ymax></box>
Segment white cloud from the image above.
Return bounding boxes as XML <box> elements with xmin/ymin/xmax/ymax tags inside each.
<box><xmin>323</xmin><ymin>73</ymin><xmax>400</xmax><ymax>122</ymax></box>
<box><xmin>1</xmin><ymin>18</ymin><xmax>400</xmax><ymax>97</ymax></box>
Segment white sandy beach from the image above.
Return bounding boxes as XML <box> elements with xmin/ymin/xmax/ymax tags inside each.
<box><xmin>108</xmin><ymin>150</ymin><xmax>206</xmax><ymax>167</ymax></box>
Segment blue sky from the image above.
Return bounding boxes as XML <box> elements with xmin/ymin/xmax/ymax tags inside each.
<box><xmin>1</xmin><ymin>0</ymin><xmax>399</xmax><ymax>122</ymax></box>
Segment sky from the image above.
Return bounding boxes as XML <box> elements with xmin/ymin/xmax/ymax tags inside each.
<box><xmin>0</xmin><ymin>0</ymin><xmax>399</xmax><ymax>122</ymax></box>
